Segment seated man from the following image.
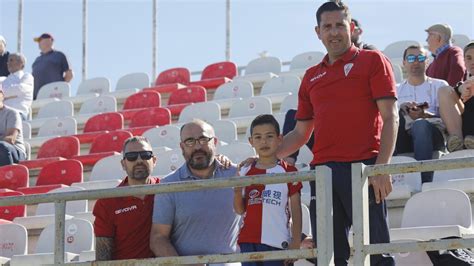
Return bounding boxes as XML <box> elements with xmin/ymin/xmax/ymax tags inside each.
<box><xmin>1</xmin><ymin>53</ymin><xmax>33</xmax><ymax>120</ymax></box>
<box><xmin>0</xmin><ymin>87</ymin><xmax>26</xmax><ymax>166</ymax></box>
<box><xmin>395</xmin><ymin>45</ymin><xmax>450</xmax><ymax>183</ymax></box>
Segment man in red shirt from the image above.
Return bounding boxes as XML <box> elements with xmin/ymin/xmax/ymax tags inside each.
<box><xmin>93</xmin><ymin>136</ymin><xmax>158</xmax><ymax>260</ymax></box>
<box><xmin>277</xmin><ymin>2</ymin><xmax>398</xmax><ymax>265</ymax></box>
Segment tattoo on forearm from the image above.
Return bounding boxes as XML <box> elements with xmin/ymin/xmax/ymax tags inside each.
<box><xmin>96</xmin><ymin>237</ymin><xmax>114</xmax><ymax>261</ymax></box>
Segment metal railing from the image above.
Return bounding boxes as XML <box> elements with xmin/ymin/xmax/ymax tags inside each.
<box><xmin>1</xmin><ymin>157</ymin><xmax>474</xmax><ymax>265</ymax></box>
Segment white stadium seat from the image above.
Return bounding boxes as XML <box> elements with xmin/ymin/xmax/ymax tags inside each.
<box><xmin>382</xmin><ymin>40</ymin><xmax>422</xmax><ymax>64</ymax></box>
<box><xmin>284</xmin><ymin>51</ymin><xmax>324</xmax><ymax>78</ymax></box>
<box><xmin>279</xmin><ymin>94</ymin><xmax>298</xmax><ymax>115</ymax></box>
<box><xmin>260</xmin><ymin>75</ymin><xmax>301</xmax><ymax>105</ymax></box>
<box><xmin>0</xmin><ymin>223</ymin><xmax>27</xmax><ymax>258</ymax></box>
<box><xmin>226</xmin><ymin>96</ymin><xmax>273</xmax><ymax>129</ymax></box>
<box><xmin>29</xmin><ymin>100</ymin><xmax>74</xmax><ymax>130</ymax></box>
<box><xmin>26</xmin><ymin>117</ymin><xmax>77</xmax><ymax>149</ymax></box>
<box><xmin>217</xmin><ymin>142</ymin><xmax>256</xmax><ymax>164</ymax></box>
<box><xmin>36</xmin><ymin>186</ymin><xmax>88</xmax><ymax>215</ymax></box>
<box><xmin>152</xmin><ymin>149</ymin><xmax>185</xmax><ymax>176</ymax></box>
<box><xmin>212</xmin><ymin>80</ymin><xmax>254</xmax><ymax>109</ymax></box>
<box><xmin>210</xmin><ymin>120</ymin><xmax>238</xmax><ymax>144</ymax></box>
<box><xmin>234</xmin><ymin>56</ymin><xmax>281</xmax><ymax>87</ymax></box>
<box><xmin>143</xmin><ymin>125</ymin><xmax>181</xmax><ymax>149</ymax></box>
<box><xmin>74</xmin><ymin>95</ymin><xmax>117</xmax><ymax>124</ymax></box>
<box><xmin>32</xmin><ymin>81</ymin><xmax>71</xmax><ymax>110</ymax></box>
<box><xmin>178</xmin><ymin>102</ymin><xmax>221</xmax><ymax>123</ymax></box>
<box><xmin>77</xmin><ymin>77</ymin><xmax>111</xmax><ymax>96</ymax></box>
<box><xmin>452</xmin><ymin>33</ymin><xmax>471</xmax><ymax>49</ymax></box>
<box><xmin>386</xmin><ymin>156</ymin><xmax>422</xmax><ymax>200</ymax></box>
<box><xmin>115</xmin><ymin>72</ymin><xmax>150</xmax><ymax>90</ymax></box>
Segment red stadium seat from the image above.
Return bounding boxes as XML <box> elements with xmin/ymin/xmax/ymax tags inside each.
<box><xmin>121</xmin><ymin>91</ymin><xmax>162</xmax><ymax>120</ymax></box>
<box><xmin>190</xmin><ymin>61</ymin><xmax>237</xmax><ymax>89</ymax></box>
<box><xmin>0</xmin><ymin>165</ymin><xmax>29</xmax><ymax>190</ymax></box>
<box><xmin>143</xmin><ymin>67</ymin><xmax>190</xmax><ymax>93</ymax></box>
<box><xmin>129</xmin><ymin>107</ymin><xmax>171</xmax><ymax>128</ymax></box>
<box><xmin>0</xmin><ymin>189</ymin><xmax>26</xmax><ymax>221</ymax></box>
<box><xmin>165</xmin><ymin>86</ymin><xmax>207</xmax><ymax>116</ymax></box>
<box><xmin>0</xmin><ymin>219</ymin><xmax>12</xmax><ymax>224</ymax></box>
<box><xmin>20</xmin><ymin>136</ymin><xmax>80</xmax><ymax>170</ymax></box>
<box><xmin>74</xmin><ymin>112</ymin><xmax>124</xmax><ymax>143</ymax></box>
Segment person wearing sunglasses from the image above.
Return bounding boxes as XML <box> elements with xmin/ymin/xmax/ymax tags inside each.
<box><xmin>151</xmin><ymin>119</ymin><xmax>241</xmax><ymax>265</ymax></box>
<box><xmin>395</xmin><ymin>45</ymin><xmax>451</xmax><ymax>183</ymax></box>
<box><xmin>93</xmin><ymin>136</ymin><xmax>158</xmax><ymax>261</ymax></box>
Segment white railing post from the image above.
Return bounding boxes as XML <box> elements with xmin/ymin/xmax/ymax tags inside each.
<box><xmin>352</xmin><ymin>162</ymin><xmax>370</xmax><ymax>265</ymax></box>
<box><xmin>54</xmin><ymin>200</ymin><xmax>66</xmax><ymax>264</ymax></box>
<box><xmin>315</xmin><ymin>165</ymin><xmax>334</xmax><ymax>265</ymax></box>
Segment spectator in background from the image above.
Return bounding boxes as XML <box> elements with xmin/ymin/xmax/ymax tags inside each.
<box><xmin>1</xmin><ymin>53</ymin><xmax>33</xmax><ymax>120</ymax></box>
<box><xmin>425</xmin><ymin>24</ymin><xmax>465</xmax><ymax>86</ymax></box>
<box><xmin>0</xmin><ymin>87</ymin><xmax>26</xmax><ymax>166</ymax></box>
<box><xmin>0</xmin><ymin>35</ymin><xmax>10</xmax><ymax>77</ymax></box>
<box><xmin>351</xmin><ymin>18</ymin><xmax>377</xmax><ymax>50</ymax></box>
<box><xmin>395</xmin><ymin>45</ymin><xmax>449</xmax><ymax>183</ymax></box>
<box><xmin>32</xmin><ymin>33</ymin><xmax>73</xmax><ymax>100</ymax></box>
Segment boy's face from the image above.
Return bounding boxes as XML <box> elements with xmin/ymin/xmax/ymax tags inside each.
<box><xmin>249</xmin><ymin>124</ymin><xmax>282</xmax><ymax>158</ymax></box>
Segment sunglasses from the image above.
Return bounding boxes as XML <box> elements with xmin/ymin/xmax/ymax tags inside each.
<box><xmin>406</xmin><ymin>54</ymin><xmax>427</xmax><ymax>63</ymax></box>
<box><xmin>123</xmin><ymin>151</ymin><xmax>154</xmax><ymax>162</ymax></box>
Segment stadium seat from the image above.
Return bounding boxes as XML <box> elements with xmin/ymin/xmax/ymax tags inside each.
<box><xmin>386</xmin><ymin>156</ymin><xmax>422</xmax><ymax>200</ymax></box>
<box><xmin>152</xmin><ymin>149</ymin><xmax>185</xmax><ymax>176</ymax></box>
<box><xmin>29</xmin><ymin>100</ymin><xmax>74</xmax><ymax>129</ymax></box>
<box><xmin>382</xmin><ymin>40</ymin><xmax>421</xmax><ymax>65</ymax></box>
<box><xmin>74</xmin><ymin>95</ymin><xmax>117</xmax><ymax>124</ymax></box>
<box><xmin>217</xmin><ymin>142</ymin><xmax>256</xmax><ymax>164</ymax></box>
<box><xmin>72</xmin><ymin>154</ymin><xmax>123</xmax><ymax>190</ymax></box>
<box><xmin>284</xmin><ymin>51</ymin><xmax>324</xmax><ymax>78</ymax></box>
<box><xmin>452</xmin><ymin>33</ymin><xmax>471</xmax><ymax>49</ymax></box>
<box><xmin>0</xmin><ymin>222</ymin><xmax>27</xmax><ymax>258</ymax></box>
<box><xmin>76</xmin><ymin>77</ymin><xmax>111</xmax><ymax>96</ymax></box>
<box><xmin>36</xmin><ymin>186</ymin><xmax>88</xmax><ymax>215</ymax></box>
<box><xmin>107</xmin><ymin>72</ymin><xmax>148</xmax><ymax>99</ymax></box>
<box><xmin>121</xmin><ymin>91</ymin><xmax>162</xmax><ymax>120</ymax></box>
<box><xmin>226</xmin><ymin>96</ymin><xmax>273</xmax><ymax>129</ymax></box>
<box><xmin>0</xmin><ymin>165</ymin><xmax>29</xmax><ymax>190</ymax></box>
<box><xmin>129</xmin><ymin>106</ymin><xmax>171</xmax><ymax>129</ymax></box>
<box><xmin>210</xmin><ymin>120</ymin><xmax>238</xmax><ymax>144</ymax></box>
<box><xmin>0</xmin><ymin>190</ymin><xmax>26</xmax><ymax>221</ymax></box>
<box><xmin>189</xmin><ymin>61</ymin><xmax>237</xmax><ymax>89</ymax></box>
<box><xmin>31</xmin><ymin>81</ymin><xmax>71</xmax><ymax>110</ymax></box>
<box><xmin>143</xmin><ymin>125</ymin><xmax>181</xmax><ymax>149</ymax></box>
<box><xmin>19</xmin><ymin>136</ymin><xmax>80</xmax><ymax>170</ymax></box>
<box><xmin>234</xmin><ymin>56</ymin><xmax>281</xmax><ymax>87</ymax></box>
<box><xmin>279</xmin><ymin>94</ymin><xmax>298</xmax><ymax>114</ymax></box>
<box><xmin>143</xmin><ymin>67</ymin><xmax>190</xmax><ymax>93</ymax></box>
<box><xmin>74</xmin><ymin>112</ymin><xmax>124</xmax><ymax>143</ymax></box>
<box><xmin>165</xmin><ymin>86</ymin><xmax>207</xmax><ymax>116</ymax></box>
<box><xmin>212</xmin><ymin>80</ymin><xmax>254</xmax><ymax>109</ymax></box>
<box><xmin>178</xmin><ymin>102</ymin><xmax>221</xmax><ymax>124</ymax></box>
<box><xmin>72</xmin><ymin>130</ymin><xmax>131</xmax><ymax>166</ymax></box>
<box><xmin>260</xmin><ymin>75</ymin><xmax>301</xmax><ymax>105</ymax></box>
<box><xmin>26</xmin><ymin>117</ymin><xmax>78</xmax><ymax>149</ymax></box>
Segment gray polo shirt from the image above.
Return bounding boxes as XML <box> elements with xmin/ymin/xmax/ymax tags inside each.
<box><xmin>0</xmin><ymin>106</ymin><xmax>25</xmax><ymax>155</ymax></box>
<box><xmin>32</xmin><ymin>49</ymin><xmax>70</xmax><ymax>99</ymax></box>
<box><xmin>153</xmin><ymin>161</ymin><xmax>240</xmax><ymax>257</ymax></box>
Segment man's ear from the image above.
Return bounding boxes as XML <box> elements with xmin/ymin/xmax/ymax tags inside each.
<box><xmin>315</xmin><ymin>26</ymin><xmax>321</xmax><ymax>40</ymax></box>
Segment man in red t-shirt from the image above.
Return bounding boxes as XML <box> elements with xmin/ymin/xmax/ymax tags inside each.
<box><xmin>93</xmin><ymin>136</ymin><xmax>158</xmax><ymax>261</ymax></box>
<box><xmin>277</xmin><ymin>2</ymin><xmax>398</xmax><ymax>265</ymax></box>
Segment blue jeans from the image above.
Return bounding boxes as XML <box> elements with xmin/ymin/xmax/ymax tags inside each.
<box><xmin>240</xmin><ymin>243</ymin><xmax>286</xmax><ymax>266</ymax></box>
<box><xmin>0</xmin><ymin>141</ymin><xmax>26</xmax><ymax>166</ymax></box>
<box><xmin>395</xmin><ymin>116</ymin><xmax>445</xmax><ymax>183</ymax></box>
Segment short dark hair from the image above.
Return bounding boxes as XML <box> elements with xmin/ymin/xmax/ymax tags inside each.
<box><xmin>351</xmin><ymin>18</ymin><xmax>360</xmax><ymax>28</ymax></box>
<box><xmin>402</xmin><ymin>45</ymin><xmax>426</xmax><ymax>60</ymax></box>
<box><xmin>464</xmin><ymin>41</ymin><xmax>474</xmax><ymax>55</ymax></box>
<box><xmin>250</xmin><ymin>114</ymin><xmax>280</xmax><ymax>136</ymax></box>
<box><xmin>316</xmin><ymin>1</ymin><xmax>351</xmax><ymax>26</ymax></box>
<box><xmin>122</xmin><ymin>136</ymin><xmax>152</xmax><ymax>154</ymax></box>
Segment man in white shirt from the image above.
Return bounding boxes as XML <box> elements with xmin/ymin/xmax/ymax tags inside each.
<box><xmin>395</xmin><ymin>45</ymin><xmax>450</xmax><ymax>183</ymax></box>
<box><xmin>1</xmin><ymin>53</ymin><xmax>33</xmax><ymax>120</ymax></box>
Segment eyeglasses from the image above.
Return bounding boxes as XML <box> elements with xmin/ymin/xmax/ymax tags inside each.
<box><xmin>182</xmin><ymin>136</ymin><xmax>214</xmax><ymax>147</ymax></box>
<box><xmin>406</xmin><ymin>54</ymin><xmax>427</xmax><ymax>63</ymax></box>
<box><xmin>123</xmin><ymin>151</ymin><xmax>154</xmax><ymax>161</ymax></box>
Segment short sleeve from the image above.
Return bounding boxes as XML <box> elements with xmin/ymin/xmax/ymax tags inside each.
<box><xmin>60</xmin><ymin>52</ymin><xmax>71</xmax><ymax>72</ymax></box>
<box><xmin>295</xmin><ymin>72</ymin><xmax>314</xmax><ymax>120</ymax></box>
<box><xmin>92</xmin><ymin>199</ymin><xmax>115</xmax><ymax>237</ymax></box>
<box><xmin>6</xmin><ymin>109</ymin><xmax>21</xmax><ymax>132</ymax></box>
<box><xmin>369</xmin><ymin>52</ymin><xmax>397</xmax><ymax>100</ymax></box>
<box><xmin>152</xmin><ymin>192</ymin><xmax>175</xmax><ymax>225</ymax></box>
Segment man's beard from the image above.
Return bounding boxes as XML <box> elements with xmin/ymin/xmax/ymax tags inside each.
<box><xmin>187</xmin><ymin>149</ymin><xmax>213</xmax><ymax>170</ymax></box>
<box><xmin>129</xmin><ymin>164</ymin><xmax>150</xmax><ymax>180</ymax></box>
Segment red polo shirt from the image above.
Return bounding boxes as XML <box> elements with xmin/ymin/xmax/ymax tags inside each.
<box><xmin>93</xmin><ymin>177</ymin><xmax>159</xmax><ymax>260</ymax></box>
<box><xmin>296</xmin><ymin>45</ymin><xmax>396</xmax><ymax>165</ymax></box>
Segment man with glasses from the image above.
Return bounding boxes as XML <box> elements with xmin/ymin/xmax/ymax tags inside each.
<box><xmin>93</xmin><ymin>136</ymin><xmax>158</xmax><ymax>260</ymax></box>
<box><xmin>150</xmin><ymin>119</ymin><xmax>240</xmax><ymax>265</ymax></box>
<box><xmin>395</xmin><ymin>45</ymin><xmax>449</xmax><ymax>183</ymax></box>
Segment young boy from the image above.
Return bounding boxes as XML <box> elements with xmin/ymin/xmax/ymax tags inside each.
<box><xmin>234</xmin><ymin>114</ymin><xmax>302</xmax><ymax>266</ymax></box>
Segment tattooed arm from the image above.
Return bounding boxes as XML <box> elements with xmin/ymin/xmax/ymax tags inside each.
<box><xmin>95</xmin><ymin>237</ymin><xmax>114</xmax><ymax>261</ymax></box>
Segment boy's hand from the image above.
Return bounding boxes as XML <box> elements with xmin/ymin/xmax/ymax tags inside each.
<box><xmin>238</xmin><ymin>156</ymin><xmax>258</xmax><ymax>169</ymax></box>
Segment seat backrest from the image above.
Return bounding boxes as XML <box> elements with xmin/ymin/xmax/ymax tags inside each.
<box><xmin>76</xmin><ymin>77</ymin><xmax>111</xmax><ymax>95</ymax></box>
<box><xmin>178</xmin><ymin>102</ymin><xmax>221</xmax><ymax>123</ymax></box>
<box><xmin>0</xmin><ymin>190</ymin><xmax>26</xmax><ymax>221</ymax></box>
<box><xmin>390</xmin><ymin>156</ymin><xmax>422</xmax><ymax>192</ymax></box>
<box><xmin>279</xmin><ymin>94</ymin><xmax>298</xmax><ymax>114</ymax></box>
<box><xmin>116</xmin><ymin>72</ymin><xmax>150</xmax><ymax>91</ymax></box>
<box><xmin>228</xmin><ymin>96</ymin><xmax>272</xmax><ymax>118</ymax></box>
<box><xmin>90</xmin><ymin>154</ymin><xmax>125</xmax><ymax>181</ymax></box>
<box><xmin>37</xmin><ymin>117</ymin><xmax>77</xmax><ymax>137</ymax></box>
<box><xmin>152</xmin><ymin>149</ymin><xmax>185</xmax><ymax>176</ymax></box>
<box><xmin>36</xmin><ymin>81</ymin><xmax>71</xmax><ymax>99</ymax></box>
<box><xmin>37</xmin><ymin>136</ymin><xmax>80</xmax><ymax>159</ymax></box>
<box><xmin>89</xmin><ymin>130</ymin><xmax>133</xmax><ymax>154</ymax></box>
<box><xmin>401</xmin><ymin>189</ymin><xmax>472</xmax><ymax>228</ymax></box>
<box><xmin>123</xmin><ymin>91</ymin><xmax>161</xmax><ymax>110</ymax></box>
<box><xmin>245</xmin><ymin>56</ymin><xmax>282</xmax><ymax>75</ymax></box>
<box><xmin>301</xmin><ymin>203</ymin><xmax>311</xmax><ymax>236</ymax></box>
<box><xmin>392</xmin><ymin>63</ymin><xmax>403</xmax><ymax>84</ymax></box>
<box><xmin>168</xmin><ymin>86</ymin><xmax>207</xmax><ymax>105</ymax></box>
<box><xmin>434</xmin><ymin>150</ymin><xmax>474</xmax><ymax>182</ymax></box>
<box><xmin>35</xmin><ymin>218</ymin><xmax>94</xmax><ymax>254</ymax></box>
<box><xmin>261</xmin><ymin>75</ymin><xmax>301</xmax><ymax>95</ymax></box>
<box><xmin>22</xmin><ymin>121</ymin><xmax>31</xmax><ymax>139</ymax></box>
<box><xmin>290</xmin><ymin>51</ymin><xmax>325</xmax><ymax>70</ymax></box>
<box><xmin>36</xmin><ymin>100</ymin><xmax>74</xmax><ymax>119</ymax></box>
<box><xmin>83</xmin><ymin>112</ymin><xmax>124</xmax><ymax>133</ymax></box>
<box><xmin>383</xmin><ymin>40</ymin><xmax>421</xmax><ymax>59</ymax></box>
<box><xmin>129</xmin><ymin>107</ymin><xmax>171</xmax><ymax>128</ymax></box>
<box><xmin>201</xmin><ymin>61</ymin><xmax>237</xmax><ymax>80</ymax></box>
<box><xmin>217</xmin><ymin>142</ymin><xmax>256</xmax><ymax>164</ymax></box>
<box><xmin>210</xmin><ymin>120</ymin><xmax>237</xmax><ymax>144</ymax></box>
<box><xmin>155</xmin><ymin>67</ymin><xmax>190</xmax><ymax>85</ymax></box>
<box><xmin>78</xmin><ymin>95</ymin><xmax>117</xmax><ymax>115</ymax></box>
<box><xmin>36</xmin><ymin>186</ymin><xmax>87</xmax><ymax>215</ymax></box>
<box><xmin>0</xmin><ymin>165</ymin><xmax>29</xmax><ymax>190</ymax></box>
<box><xmin>0</xmin><ymin>223</ymin><xmax>28</xmax><ymax>258</ymax></box>
<box><xmin>452</xmin><ymin>34</ymin><xmax>471</xmax><ymax>48</ymax></box>
<box><xmin>36</xmin><ymin>159</ymin><xmax>83</xmax><ymax>186</ymax></box>
<box><xmin>143</xmin><ymin>125</ymin><xmax>180</xmax><ymax>149</ymax></box>
<box><xmin>213</xmin><ymin>80</ymin><xmax>254</xmax><ymax>101</ymax></box>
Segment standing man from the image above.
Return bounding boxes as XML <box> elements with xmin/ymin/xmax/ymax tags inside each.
<box><xmin>277</xmin><ymin>2</ymin><xmax>398</xmax><ymax>265</ymax></box>
<box><xmin>425</xmin><ymin>23</ymin><xmax>466</xmax><ymax>86</ymax></box>
<box><xmin>150</xmin><ymin>119</ymin><xmax>240</xmax><ymax>265</ymax></box>
<box><xmin>93</xmin><ymin>136</ymin><xmax>158</xmax><ymax>261</ymax></box>
<box><xmin>0</xmin><ymin>87</ymin><xmax>26</xmax><ymax>166</ymax></box>
<box><xmin>0</xmin><ymin>35</ymin><xmax>10</xmax><ymax>77</ymax></box>
<box><xmin>32</xmin><ymin>33</ymin><xmax>73</xmax><ymax>100</ymax></box>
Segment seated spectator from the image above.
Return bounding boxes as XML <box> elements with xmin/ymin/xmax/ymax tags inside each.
<box><xmin>425</xmin><ymin>23</ymin><xmax>466</xmax><ymax>86</ymax></box>
<box><xmin>0</xmin><ymin>87</ymin><xmax>26</xmax><ymax>166</ymax></box>
<box><xmin>438</xmin><ymin>41</ymin><xmax>474</xmax><ymax>149</ymax></box>
<box><xmin>395</xmin><ymin>45</ymin><xmax>450</xmax><ymax>183</ymax></box>
<box><xmin>0</xmin><ymin>35</ymin><xmax>9</xmax><ymax>77</ymax></box>
<box><xmin>1</xmin><ymin>53</ymin><xmax>33</xmax><ymax>120</ymax></box>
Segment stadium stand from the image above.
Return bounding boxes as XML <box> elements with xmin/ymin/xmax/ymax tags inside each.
<box><xmin>20</xmin><ymin>136</ymin><xmax>80</xmax><ymax>170</ymax></box>
<box><xmin>233</xmin><ymin>56</ymin><xmax>281</xmax><ymax>87</ymax></box>
<box><xmin>189</xmin><ymin>61</ymin><xmax>237</xmax><ymax>89</ymax></box>
<box><xmin>0</xmin><ymin>165</ymin><xmax>29</xmax><ymax>190</ymax></box>
<box><xmin>212</xmin><ymin>80</ymin><xmax>254</xmax><ymax>109</ymax></box>
<box><xmin>143</xmin><ymin>67</ymin><xmax>190</xmax><ymax>93</ymax></box>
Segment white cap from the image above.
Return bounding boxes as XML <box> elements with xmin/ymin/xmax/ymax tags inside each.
<box><xmin>0</xmin><ymin>35</ymin><xmax>6</xmax><ymax>45</ymax></box>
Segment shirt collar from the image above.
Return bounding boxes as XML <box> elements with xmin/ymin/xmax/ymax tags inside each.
<box><xmin>10</xmin><ymin>70</ymin><xmax>24</xmax><ymax>78</ymax></box>
<box><xmin>179</xmin><ymin>159</ymin><xmax>223</xmax><ymax>180</ymax></box>
<box><xmin>118</xmin><ymin>176</ymin><xmax>158</xmax><ymax>187</ymax></box>
<box><xmin>321</xmin><ymin>45</ymin><xmax>359</xmax><ymax>66</ymax></box>
<box><xmin>433</xmin><ymin>44</ymin><xmax>451</xmax><ymax>57</ymax></box>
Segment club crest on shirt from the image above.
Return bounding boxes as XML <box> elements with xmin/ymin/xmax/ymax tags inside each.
<box><xmin>344</xmin><ymin>63</ymin><xmax>353</xmax><ymax>77</ymax></box>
